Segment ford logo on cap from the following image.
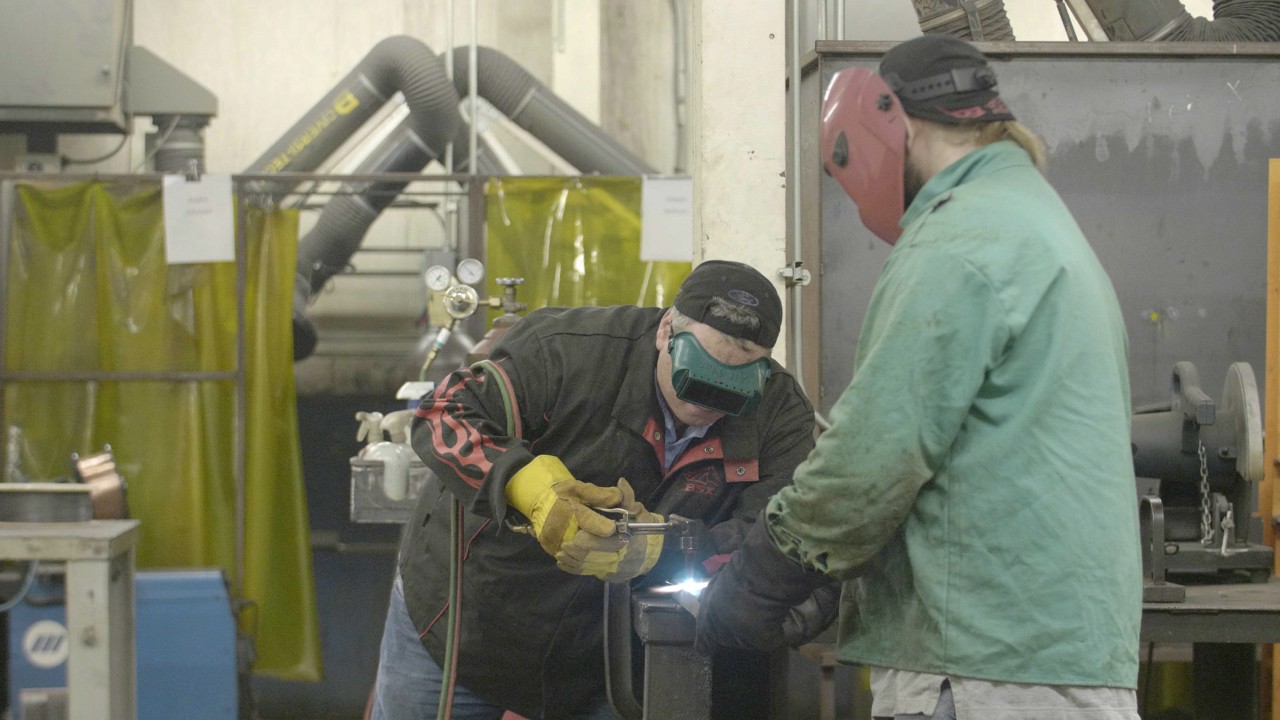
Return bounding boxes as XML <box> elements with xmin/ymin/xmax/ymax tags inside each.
<box><xmin>727</xmin><ymin>289</ymin><xmax>759</xmax><ymax>307</ymax></box>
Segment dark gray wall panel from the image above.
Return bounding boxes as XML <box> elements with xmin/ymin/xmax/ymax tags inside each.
<box><xmin>808</xmin><ymin>44</ymin><xmax>1280</xmax><ymax>414</ymax></box>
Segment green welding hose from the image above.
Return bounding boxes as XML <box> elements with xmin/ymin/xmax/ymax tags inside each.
<box><xmin>436</xmin><ymin>497</ymin><xmax>462</xmax><ymax>720</ymax></box>
<box><xmin>437</xmin><ymin>501</ymin><xmax>454</xmax><ymax>720</ymax></box>
<box><xmin>436</xmin><ymin>360</ymin><xmax>517</xmax><ymax>719</ymax></box>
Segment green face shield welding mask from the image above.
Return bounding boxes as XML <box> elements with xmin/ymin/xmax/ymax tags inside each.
<box><xmin>668</xmin><ymin>332</ymin><xmax>772</xmax><ymax>417</ymax></box>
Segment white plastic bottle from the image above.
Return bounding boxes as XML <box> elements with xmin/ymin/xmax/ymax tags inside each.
<box><xmin>355</xmin><ymin>411</ymin><xmax>413</xmax><ymax>502</ymax></box>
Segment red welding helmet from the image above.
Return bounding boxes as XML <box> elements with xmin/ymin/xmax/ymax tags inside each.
<box><xmin>820</xmin><ymin>68</ymin><xmax>908</xmax><ymax>245</ymax></box>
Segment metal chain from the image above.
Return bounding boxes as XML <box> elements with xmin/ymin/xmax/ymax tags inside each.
<box><xmin>1198</xmin><ymin>441</ymin><xmax>1213</xmax><ymax>545</ymax></box>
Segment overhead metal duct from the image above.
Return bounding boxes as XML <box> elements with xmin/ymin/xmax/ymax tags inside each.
<box><xmin>910</xmin><ymin>0</ymin><xmax>1017</xmax><ymax>41</ymax></box>
<box><xmin>449</xmin><ymin>46</ymin><xmax>656</xmax><ymax>175</ymax></box>
<box><xmin>245</xmin><ymin>35</ymin><xmax>461</xmax><ymax>200</ymax></box>
<box><xmin>243</xmin><ymin>35</ymin><xmax>461</xmax><ymax>359</ymax></box>
<box><xmin>1073</xmin><ymin>0</ymin><xmax>1280</xmax><ymax>41</ymax></box>
<box><xmin>277</xmin><ymin>40</ymin><xmax>655</xmax><ymax>361</ymax></box>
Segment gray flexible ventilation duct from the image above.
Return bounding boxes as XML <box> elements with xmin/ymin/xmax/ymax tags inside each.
<box><xmin>911</xmin><ymin>0</ymin><xmax>1017</xmax><ymax>41</ymax></box>
<box><xmin>246</xmin><ymin>35</ymin><xmax>461</xmax><ymax>360</ymax></box>
<box><xmin>1168</xmin><ymin>0</ymin><xmax>1280</xmax><ymax>40</ymax></box>
<box><xmin>1079</xmin><ymin>0</ymin><xmax>1280</xmax><ymax>41</ymax></box>
<box><xmin>245</xmin><ymin>36</ymin><xmax>461</xmax><ymax>200</ymax></box>
<box><xmin>449</xmin><ymin>46</ymin><xmax>656</xmax><ymax>175</ymax></box>
<box><xmin>280</xmin><ymin>41</ymin><xmax>652</xmax><ymax>360</ymax></box>
<box><xmin>290</xmin><ymin>120</ymin><xmax>501</xmax><ymax>360</ymax></box>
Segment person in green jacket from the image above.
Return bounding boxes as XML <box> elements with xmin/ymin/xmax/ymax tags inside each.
<box><xmin>696</xmin><ymin>35</ymin><xmax>1142</xmax><ymax>719</ymax></box>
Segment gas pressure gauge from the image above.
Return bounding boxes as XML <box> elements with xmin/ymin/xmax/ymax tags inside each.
<box><xmin>443</xmin><ymin>284</ymin><xmax>481</xmax><ymax>320</ymax></box>
<box><xmin>424</xmin><ymin>265</ymin><xmax>453</xmax><ymax>292</ymax></box>
<box><xmin>456</xmin><ymin>258</ymin><xmax>485</xmax><ymax>285</ymax></box>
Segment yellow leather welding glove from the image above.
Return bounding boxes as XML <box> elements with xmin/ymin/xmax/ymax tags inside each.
<box><xmin>555</xmin><ymin>479</ymin><xmax>664</xmax><ymax>582</ymax></box>
<box><xmin>505</xmin><ymin>455</ymin><xmax>623</xmax><ymax>556</ymax></box>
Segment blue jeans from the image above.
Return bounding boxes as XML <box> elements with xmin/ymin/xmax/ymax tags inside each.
<box><xmin>371</xmin><ymin>575</ymin><xmax>619</xmax><ymax>720</ymax></box>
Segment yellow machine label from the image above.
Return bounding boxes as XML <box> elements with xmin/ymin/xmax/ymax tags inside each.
<box><xmin>333</xmin><ymin>90</ymin><xmax>360</xmax><ymax>116</ymax></box>
<box><xmin>263</xmin><ymin>90</ymin><xmax>362</xmax><ymax>173</ymax></box>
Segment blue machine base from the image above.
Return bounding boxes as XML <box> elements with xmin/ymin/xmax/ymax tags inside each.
<box><xmin>7</xmin><ymin>569</ymin><xmax>238</xmax><ymax>720</ymax></box>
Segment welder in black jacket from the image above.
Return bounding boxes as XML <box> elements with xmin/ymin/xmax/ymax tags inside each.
<box><xmin>369</xmin><ymin>260</ymin><xmax>820</xmax><ymax>720</ymax></box>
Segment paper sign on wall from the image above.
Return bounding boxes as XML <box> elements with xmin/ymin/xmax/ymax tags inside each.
<box><xmin>640</xmin><ymin>175</ymin><xmax>693</xmax><ymax>262</ymax></box>
<box><xmin>162</xmin><ymin>173</ymin><xmax>235</xmax><ymax>264</ymax></box>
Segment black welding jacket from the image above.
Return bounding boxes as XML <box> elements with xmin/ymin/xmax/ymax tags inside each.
<box><xmin>399</xmin><ymin>304</ymin><xmax>816</xmax><ymax>719</ymax></box>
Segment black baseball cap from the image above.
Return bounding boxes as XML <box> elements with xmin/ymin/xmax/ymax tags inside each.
<box><xmin>674</xmin><ymin>260</ymin><xmax>782</xmax><ymax>348</ymax></box>
<box><xmin>879</xmin><ymin>34</ymin><xmax>1015</xmax><ymax>125</ymax></box>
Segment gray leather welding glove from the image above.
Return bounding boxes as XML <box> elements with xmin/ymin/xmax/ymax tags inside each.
<box><xmin>695</xmin><ymin>513</ymin><xmax>833</xmax><ymax>653</ymax></box>
<box><xmin>782</xmin><ymin>581</ymin><xmax>841</xmax><ymax>647</ymax></box>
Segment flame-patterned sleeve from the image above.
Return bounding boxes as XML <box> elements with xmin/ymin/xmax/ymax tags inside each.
<box><xmin>410</xmin><ymin>317</ymin><xmax>550</xmax><ymax>520</ymax></box>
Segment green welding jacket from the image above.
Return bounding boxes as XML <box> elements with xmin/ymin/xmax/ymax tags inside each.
<box><xmin>768</xmin><ymin>141</ymin><xmax>1141</xmax><ymax>688</ymax></box>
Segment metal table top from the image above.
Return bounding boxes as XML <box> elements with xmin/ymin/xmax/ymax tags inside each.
<box><xmin>1142</xmin><ymin>578</ymin><xmax>1280</xmax><ymax>643</ymax></box>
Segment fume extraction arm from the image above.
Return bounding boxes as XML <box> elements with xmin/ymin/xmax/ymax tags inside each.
<box><xmin>245</xmin><ymin>36</ymin><xmax>460</xmax><ymax>195</ymax></box>
<box><xmin>1071</xmin><ymin>0</ymin><xmax>1280</xmax><ymax>41</ymax></box>
<box><xmin>243</xmin><ymin>35</ymin><xmax>654</xmax><ymax>360</ymax></box>
<box><xmin>906</xmin><ymin>0</ymin><xmax>1280</xmax><ymax>42</ymax></box>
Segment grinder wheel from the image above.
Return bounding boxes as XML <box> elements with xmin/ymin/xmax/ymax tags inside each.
<box><xmin>1220</xmin><ymin>362</ymin><xmax>1263</xmax><ymax>486</ymax></box>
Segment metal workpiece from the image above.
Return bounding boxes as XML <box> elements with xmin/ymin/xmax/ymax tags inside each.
<box><xmin>596</xmin><ymin>501</ymin><xmax>766</xmax><ymax>718</ymax></box>
<box><xmin>606</xmin><ymin>579</ymin><xmax>716</xmax><ymax>717</ymax></box>
<box><xmin>633</xmin><ymin>594</ymin><xmax>700</xmax><ymax>645</ymax></box>
<box><xmin>634</xmin><ymin>607</ymin><xmax>709</xmax><ymax>720</ymax></box>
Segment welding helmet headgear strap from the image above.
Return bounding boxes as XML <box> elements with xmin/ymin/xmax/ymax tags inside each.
<box><xmin>668</xmin><ymin>332</ymin><xmax>771</xmax><ymax>417</ymax></box>
<box><xmin>877</xmin><ymin>34</ymin><xmax>1014</xmax><ymax>125</ymax></box>
<box><xmin>820</xmin><ymin>68</ymin><xmax>908</xmax><ymax>245</ymax></box>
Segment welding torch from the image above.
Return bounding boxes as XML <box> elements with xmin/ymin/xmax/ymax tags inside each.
<box><xmin>508</xmin><ymin>508</ymin><xmax>703</xmax><ymax>581</ymax></box>
<box><xmin>600</xmin><ymin>510</ymin><xmax>710</xmax><ymax>617</ymax></box>
<box><xmin>597</xmin><ymin>509</ymin><xmax>701</xmax><ymax>580</ymax></box>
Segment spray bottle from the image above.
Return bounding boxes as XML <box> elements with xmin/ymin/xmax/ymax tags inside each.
<box><xmin>355</xmin><ymin>411</ymin><xmax>414</xmax><ymax>502</ymax></box>
<box><xmin>380</xmin><ymin>410</ymin><xmax>415</xmax><ymax>446</ymax></box>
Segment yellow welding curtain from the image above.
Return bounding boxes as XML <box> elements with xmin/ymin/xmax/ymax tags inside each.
<box><xmin>485</xmin><ymin>177</ymin><xmax>691</xmax><ymax>311</ymax></box>
<box><xmin>3</xmin><ymin>180</ymin><xmax>320</xmax><ymax>680</ymax></box>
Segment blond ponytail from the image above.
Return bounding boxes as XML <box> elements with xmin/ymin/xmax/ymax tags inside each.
<box><xmin>976</xmin><ymin>121</ymin><xmax>1047</xmax><ymax>171</ymax></box>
